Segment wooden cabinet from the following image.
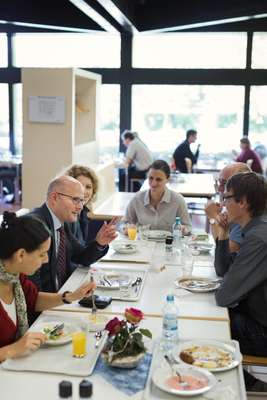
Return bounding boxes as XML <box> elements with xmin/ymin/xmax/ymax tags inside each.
<box><xmin>22</xmin><ymin>68</ymin><xmax>102</xmax><ymax>208</ymax></box>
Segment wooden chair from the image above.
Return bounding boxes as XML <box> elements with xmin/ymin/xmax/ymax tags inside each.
<box><xmin>243</xmin><ymin>354</ymin><xmax>267</xmax><ymax>368</ymax></box>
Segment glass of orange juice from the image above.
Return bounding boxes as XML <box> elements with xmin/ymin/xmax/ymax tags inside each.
<box><xmin>127</xmin><ymin>224</ymin><xmax>137</xmax><ymax>240</ymax></box>
<box><xmin>72</xmin><ymin>325</ymin><xmax>87</xmax><ymax>358</ymax></box>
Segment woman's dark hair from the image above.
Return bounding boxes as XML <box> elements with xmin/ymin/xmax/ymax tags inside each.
<box><xmin>226</xmin><ymin>172</ymin><xmax>267</xmax><ymax>217</ymax></box>
<box><xmin>121</xmin><ymin>130</ymin><xmax>136</xmax><ymax>141</ymax></box>
<box><xmin>240</xmin><ymin>137</ymin><xmax>250</xmax><ymax>146</ymax></box>
<box><xmin>0</xmin><ymin>212</ymin><xmax>51</xmax><ymax>259</ymax></box>
<box><xmin>149</xmin><ymin>159</ymin><xmax>171</xmax><ymax>178</ymax></box>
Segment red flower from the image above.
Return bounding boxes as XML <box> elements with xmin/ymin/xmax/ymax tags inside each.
<box><xmin>105</xmin><ymin>317</ymin><xmax>122</xmax><ymax>336</ymax></box>
<box><xmin>125</xmin><ymin>308</ymin><xmax>144</xmax><ymax>324</ymax></box>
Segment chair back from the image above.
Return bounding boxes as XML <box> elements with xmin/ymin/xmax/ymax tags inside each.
<box><xmin>185</xmin><ymin>157</ymin><xmax>192</xmax><ymax>173</ymax></box>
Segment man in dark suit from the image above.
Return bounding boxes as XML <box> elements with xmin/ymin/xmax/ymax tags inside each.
<box><xmin>29</xmin><ymin>175</ymin><xmax>117</xmax><ymax>292</ymax></box>
<box><xmin>172</xmin><ymin>129</ymin><xmax>200</xmax><ymax>173</ymax></box>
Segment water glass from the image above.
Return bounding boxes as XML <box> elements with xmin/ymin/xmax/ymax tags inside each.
<box><xmin>150</xmin><ymin>243</ymin><xmax>165</xmax><ymax>273</ymax></box>
<box><xmin>138</xmin><ymin>224</ymin><xmax>151</xmax><ymax>240</ymax></box>
<box><xmin>181</xmin><ymin>249</ymin><xmax>194</xmax><ymax>276</ymax></box>
<box><xmin>119</xmin><ymin>281</ymin><xmax>131</xmax><ymax>298</ymax></box>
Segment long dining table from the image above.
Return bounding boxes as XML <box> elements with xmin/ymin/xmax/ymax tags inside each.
<box><xmin>0</xmin><ymin>234</ymin><xmax>248</xmax><ymax>399</ymax></box>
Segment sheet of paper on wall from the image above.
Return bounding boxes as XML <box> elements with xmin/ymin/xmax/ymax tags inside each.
<box><xmin>28</xmin><ymin>96</ymin><xmax>66</xmax><ymax>123</ymax></box>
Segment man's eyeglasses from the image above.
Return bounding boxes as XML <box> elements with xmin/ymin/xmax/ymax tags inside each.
<box><xmin>222</xmin><ymin>194</ymin><xmax>236</xmax><ymax>202</ymax></box>
<box><xmin>56</xmin><ymin>192</ymin><xmax>84</xmax><ymax>205</ymax></box>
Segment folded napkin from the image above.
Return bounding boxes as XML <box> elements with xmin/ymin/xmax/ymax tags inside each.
<box><xmin>94</xmin><ymin>353</ymin><xmax>152</xmax><ymax>396</ymax></box>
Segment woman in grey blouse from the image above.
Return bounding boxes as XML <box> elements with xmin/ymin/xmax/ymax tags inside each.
<box><xmin>125</xmin><ymin>159</ymin><xmax>191</xmax><ymax>233</ymax></box>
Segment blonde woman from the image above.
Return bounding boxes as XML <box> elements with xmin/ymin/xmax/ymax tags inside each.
<box><xmin>65</xmin><ymin>165</ymin><xmax>104</xmax><ymax>244</ymax></box>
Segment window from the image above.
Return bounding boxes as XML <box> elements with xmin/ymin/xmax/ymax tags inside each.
<box><xmin>0</xmin><ymin>33</ymin><xmax>8</xmax><ymax>67</ymax></box>
<box><xmin>13</xmin><ymin>33</ymin><xmax>121</xmax><ymax>68</ymax></box>
<box><xmin>0</xmin><ymin>84</ymin><xmax>9</xmax><ymax>152</ymax></box>
<box><xmin>99</xmin><ymin>84</ymin><xmax>120</xmax><ymax>160</ymax></box>
<box><xmin>252</xmin><ymin>32</ymin><xmax>267</xmax><ymax>69</ymax></box>
<box><xmin>132</xmin><ymin>85</ymin><xmax>244</xmax><ymax>163</ymax></box>
<box><xmin>249</xmin><ymin>86</ymin><xmax>267</xmax><ymax>145</ymax></box>
<box><xmin>13</xmin><ymin>83</ymin><xmax>22</xmax><ymax>155</ymax></box>
<box><xmin>133</xmin><ymin>32</ymin><xmax>247</xmax><ymax>69</ymax></box>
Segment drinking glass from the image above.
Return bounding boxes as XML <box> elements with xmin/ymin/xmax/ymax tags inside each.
<box><xmin>181</xmin><ymin>246</ymin><xmax>194</xmax><ymax>276</ymax></box>
<box><xmin>127</xmin><ymin>224</ymin><xmax>137</xmax><ymax>240</ymax></box>
<box><xmin>72</xmin><ymin>323</ymin><xmax>87</xmax><ymax>358</ymax></box>
<box><xmin>150</xmin><ymin>243</ymin><xmax>165</xmax><ymax>273</ymax></box>
<box><xmin>138</xmin><ymin>224</ymin><xmax>151</xmax><ymax>240</ymax></box>
<box><xmin>119</xmin><ymin>281</ymin><xmax>131</xmax><ymax>299</ymax></box>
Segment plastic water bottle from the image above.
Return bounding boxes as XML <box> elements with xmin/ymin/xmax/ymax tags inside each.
<box><xmin>161</xmin><ymin>294</ymin><xmax>179</xmax><ymax>351</ymax></box>
<box><xmin>172</xmin><ymin>217</ymin><xmax>182</xmax><ymax>263</ymax></box>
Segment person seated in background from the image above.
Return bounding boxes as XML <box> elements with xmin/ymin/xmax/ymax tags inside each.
<box><xmin>65</xmin><ymin>165</ymin><xmax>105</xmax><ymax>245</ymax></box>
<box><xmin>214</xmin><ymin>172</ymin><xmax>267</xmax><ymax>392</ymax></box>
<box><xmin>119</xmin><ymin>130</ymin><xmax>153</xmax><ymax>192</ymax></box>
<box><xmin>235</xmin><ymin>137</ymin><xmax>263</xmax><ymax>173</ymax></box>
<box><xmin>125</xmin><ymin>159</ymin><xmax>191</xmax><ymax>234</ymax></box>
<box><xmin>172</xmin><ymin>129</ymin><xmax>200</xmax><ymax>173</ymax></box>
<box><xmin>29</xmin><ymin>175</ymin><xmax>117</xmax><ymax>292</ymax></box>
<box><xmin>205</xmin><ymin>162</ymin><xmax>251</xmax><ymax>253</ymax></box>
<box><xmin>0</xmin><ymin>212</ymin><xmax>95</xmax><ymax>362</ymax></box>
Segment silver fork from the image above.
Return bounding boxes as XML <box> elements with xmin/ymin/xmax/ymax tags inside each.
<box><xmin>164</xmin><ymin>355</ymin><xmax>188</xmax><ymax>387</ymax></box>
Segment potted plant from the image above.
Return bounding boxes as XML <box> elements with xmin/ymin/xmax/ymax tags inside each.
<box><xmin>101</xmin><ymin>307</ymin><xmax>152</xmax><ymax>368</ymax></box>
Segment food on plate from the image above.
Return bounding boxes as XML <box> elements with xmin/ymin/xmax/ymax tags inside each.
<box><xmin>166</xmin><ymin>375</ymin><xmax>208</xmax><ymax>391</ymax></box>
<box><xmin>180</xmin><ymin>279</ymin><xmax>216</xmax><ymax>290</ymax></box>
<box><xmin>179</xmin><ymin>345</ymin><xmax>232</xmax><ymax>369</ymax></box>
<box><xmin>43</xmin><ymin>326</ymin><xmax>65</xmax><ymax>341</ymax></box>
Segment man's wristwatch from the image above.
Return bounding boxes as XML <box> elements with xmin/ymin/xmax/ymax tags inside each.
<box><xmin>209</xmin><ymin>218</ymin><xmax>217</xmax><ymax>225</ymax></box>
<box><xmin>62</xmin><ymin>291</ymin><xmax>72</xmax><ymax>304</ymax></box>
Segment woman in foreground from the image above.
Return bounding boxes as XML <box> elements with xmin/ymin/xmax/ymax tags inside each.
<box><xmin>0</xmin><ymin>212</ymin><xmax>95</xmax><ymax>362</ymax></box>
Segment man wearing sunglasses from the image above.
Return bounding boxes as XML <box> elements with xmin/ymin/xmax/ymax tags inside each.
<box><xmin>214</xmin><ymin>172</ymin><xmax>267</xmax><ymax>392</ymax></box>
<box><xmin>205</xmin><ymin>162</ymin><xmax>251</xmax><ymax>253</ymax></box>
<box><xmin>29</xmin><ymin>176</ymin><xmax>117</xmax><ymax>293</ymax></box>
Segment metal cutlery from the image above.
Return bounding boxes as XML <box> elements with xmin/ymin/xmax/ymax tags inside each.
<box><xmin>94</xmin><ymin>330</ymin><xmax>103</xmax><ymax>348</ymax></box>
<box><xmin>90</xmin><ymin>275</ymin><xmax>97</xmax><ymax>316</ymax></box>
<box><xmin>131</xmin><ymin>276</ymin><xmax>142</xmax><ymax>287</ymax></box>
<box><xmin>49</xmin><ymin>323</ymin><xmax>64</xmax><ymax>336</ymax></box>
<box><xmin>164</xmin><ymin>355</ymin><xmax>188</xmax><ymax>387</ymax></box>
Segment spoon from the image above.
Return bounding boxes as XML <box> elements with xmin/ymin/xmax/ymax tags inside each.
<box><xmin>95</xmin><ymin>331</ymin><xmax>102</xmax><ymax>348</ymax></box>
<box><xmin>164</xmin><ymin>355</ymin><xmax>188</xmax><ymax>387</ymax></box>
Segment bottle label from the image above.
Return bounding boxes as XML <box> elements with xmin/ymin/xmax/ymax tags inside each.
<box><xmin>163</xmin><ymin>315</ymin><xmax>178</xmax><ymax>331</ymax></box>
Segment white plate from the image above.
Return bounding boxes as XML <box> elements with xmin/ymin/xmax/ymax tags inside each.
<box><xmin>175</xmin><ymin>276</ymin><xmax>221</xmax><ymax>293</ymax></box>
<box><xmin>174</xmin><ymin>340</ymin><xmax>242</xmax><ymax>372</ymax></box>
<box><xmin>152</xmin><ymin>364</ymin><xmax>216</xmax><ymax>397</ymax></box>
<box><xmin>111</xmin><ymin>240</ymin><xmax>137</xmax><ymax>254</ymax></box>
<box><xmin>189</xmin><ymin>243</ymin><xmax>213</xmax><ymax>254</ymax></box>
<box><xmin>31</xmin><ymin>321</ymin><xmax>75</xmax><ymax>346</ymax></box>
<box><xmin>97</xmin><ymin>272</ymin><xmax>131</xmax><ymax>289</ymax></box>
<box><xmin>143</xmin><ymin>230</ymin><xmax>171</xmax><ymax>241</ymax></box>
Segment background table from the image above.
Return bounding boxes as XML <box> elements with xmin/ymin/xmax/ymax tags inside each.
<box><xmin>141</xmin><ymin>173</ymin><xmax>215</xmax><ymax>199</ymax></box>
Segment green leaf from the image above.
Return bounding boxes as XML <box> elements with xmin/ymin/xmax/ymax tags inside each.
<box><xmin>140</xmin><ymin>328</ymin><xmax>152</xmax><ymax>339</ymax></box>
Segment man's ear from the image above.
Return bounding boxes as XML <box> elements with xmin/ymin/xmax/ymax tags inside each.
<box><xmin>238</xmin><ymin>196</ymin><xmax>248</xmax><ymax>211</ymax></box>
